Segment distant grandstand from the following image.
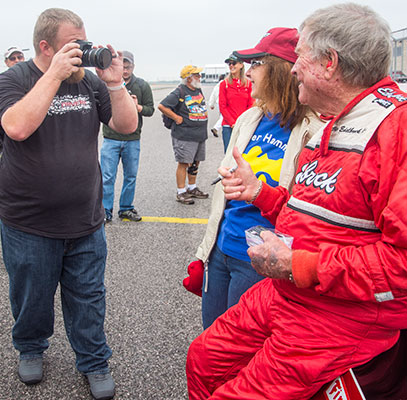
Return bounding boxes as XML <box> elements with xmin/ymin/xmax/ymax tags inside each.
<box><xmin>391</xmin><ymin>28</ymin><xmax>407</xmax><ymax>81</ymax></box>
<box><xmin>201</xmin><ymin>64</ymin><xmax>228</xmax><ymax>83</ymax></box>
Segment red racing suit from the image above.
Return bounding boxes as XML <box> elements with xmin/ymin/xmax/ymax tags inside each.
<box><xmin>186</xmin><ymin>78</ymin><xmax>407</xmax><ymax>399</ymax></box>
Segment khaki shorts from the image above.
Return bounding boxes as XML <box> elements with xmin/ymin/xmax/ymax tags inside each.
<box><xmin>172</xmin><ymin>137</ymin><xmax>206</xmax><ymax>164</ymax></box>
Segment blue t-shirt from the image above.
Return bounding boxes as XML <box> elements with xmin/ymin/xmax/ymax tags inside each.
<box><xmin>217</xmin><ymin>114</ymin><xmax>291</xmax><ymax>262</ymax></box>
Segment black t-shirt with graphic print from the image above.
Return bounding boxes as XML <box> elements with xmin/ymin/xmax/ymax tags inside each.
<box><xmin>160</xmin><ymin>84</ymin><xmax>208</xmax><ymax>142</ymax></box>
<box><xmin>0</xmin><ymin>60</ymin><xmax>112</xmax><ymax>238</ymax></box>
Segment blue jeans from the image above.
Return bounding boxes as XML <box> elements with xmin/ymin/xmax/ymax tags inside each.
<box><xmin>101</xmin><ymin>138</ymin><xmax>141</xmax><ymax>216</ymax></box>
<box><xmin>1</xmin><ymin>223</ymin><xmax>112</xmax><ymax>374</ymax></box>
<box><xmin>201</xmin><ymin>245</ymin><xmax>265</xmax><ymax>329</ymax></box>
<box><xmin>222</xmin><ymin>126</ymin><xmax>233</xmax><ymax>153</ymax></box>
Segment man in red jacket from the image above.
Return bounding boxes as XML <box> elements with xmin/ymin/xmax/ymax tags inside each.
<box><xmin>186</xmin><ymin>3</ymin><xmax>407</xmax><ymax>399</ymax></box>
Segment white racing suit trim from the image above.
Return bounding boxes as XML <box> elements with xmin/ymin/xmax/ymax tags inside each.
<box><xmin>288</xmin><ymin>196</ymin><xmax>395</xmax><ymax>302</ymax></box>
<box><xmin>287</xmin><ymin>196</ymin><xmax>380</xmax><ymax>232</ymax></box>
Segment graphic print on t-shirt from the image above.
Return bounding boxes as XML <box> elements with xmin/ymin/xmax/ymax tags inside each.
<box><xmin>48</xmin><ymin>94</ymin><xmax>92</xmax><ymax>116</ymax></box>
<box><xmin>216</xmin><ymin>114</ymin><xmax>291</xmax><ymax>261</ymax></box>
<box><xmin>243</xmin><ymin>146</ymin><xmax>283</xmax><ymax>187</ymax></box>
<box><xmin>185</xmin><ymin>93</ymin><xmax>208</xmax><ymax>121</ymax></box>
<box><xmin>242</xmin><ymin>116</ymin><xmax>289</xmax><ymax>187</ymax></box>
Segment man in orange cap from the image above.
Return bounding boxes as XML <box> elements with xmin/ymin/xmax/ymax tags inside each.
<box><xmin>158</xmin><ymin>65</ymin><xmax>209</xmax><ymax>204</ymax></box>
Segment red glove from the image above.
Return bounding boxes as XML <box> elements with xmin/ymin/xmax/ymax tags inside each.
<box><xmin>183</xmin><ymin>260</ymin><xmax>204</xmax><ymax>297</ymax></box>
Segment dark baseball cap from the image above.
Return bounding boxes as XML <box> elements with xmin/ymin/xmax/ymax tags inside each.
<box><xmin>224</xmin><ymin>54</ymin><xmax>243</xmax><ymax>64</ymax></box>
<box><xmin>122</xmin><ymin>50</ymin><xmax>134</xmax><ymax>64</ymax></box>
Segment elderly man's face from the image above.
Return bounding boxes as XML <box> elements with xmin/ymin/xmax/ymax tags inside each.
<box><xmin>5</xmin><ymin>52</ymin><xmax>24</xmax><ymax>67</ymax></box>
<box><xmin>189</xmin><ymin>73</ymin><xmax>202</xmax><ymax>89</ymax></box>
<box><xmin>292</xmin><ymin>30</ymin><xmax>327</xmax><ymax>113</ymax></box>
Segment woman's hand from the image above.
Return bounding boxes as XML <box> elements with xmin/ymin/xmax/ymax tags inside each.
<box><xmin>220</xmin><ymin>146</ymin><xmax>261</xmax><ymax>202</ymax></box>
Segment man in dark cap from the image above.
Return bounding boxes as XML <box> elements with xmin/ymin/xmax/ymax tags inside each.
<box><xmin>101</xmin><ymin>50</ymin><xmax>154</xmax><ymax>223</ymax></box>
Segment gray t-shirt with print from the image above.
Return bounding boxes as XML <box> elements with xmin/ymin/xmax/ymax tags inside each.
<box><xmin>160</xmin><ymin>84</ymin><xmax>208</xmax><ymax>142</ymax></box>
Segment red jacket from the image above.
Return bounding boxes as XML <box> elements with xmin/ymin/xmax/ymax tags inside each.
<box><xmin>219</xmin><ymin>78</ymin><xmax>254</xmax><ymax>127</ymax></box>
<box><xmin>186</xmin><ymin>78</ymin><xmax>407</xmax><ymax>399</ymax></box>
<box><xmin>254</xmin><ymin>77</ymin><xmax>407</xmax><ymax>329</ymax></box>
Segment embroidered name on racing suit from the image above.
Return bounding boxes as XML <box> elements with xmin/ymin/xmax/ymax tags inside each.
<box><xmin>376</xmin><ymin>88</ymin><xmax>407</xmax><ymax>103</ymax></box>
<box><xmin>295</xmin><ymin>160</ymin><xmax>341</xmax><ymax>194</ymax></box>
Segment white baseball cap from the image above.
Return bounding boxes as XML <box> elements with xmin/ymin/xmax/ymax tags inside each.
<box><xmin>4</xmin><ymin>46</ymin><xmax>25</xmax><ymax>59</ymax></box>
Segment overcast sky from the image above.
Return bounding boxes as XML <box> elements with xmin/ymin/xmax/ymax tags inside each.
<box><xmin>1</xmin><ymin>0</ymin><xmax>406</xmax><ymax>81</ymax></box>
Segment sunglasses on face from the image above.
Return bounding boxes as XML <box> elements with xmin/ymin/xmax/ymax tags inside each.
<box><xmin>250</xmin><ymin>59</ymin><xmax>266</xmax><ymax>68</ymax></box>
<box><xmin>228</xmin><ymin>61</ymin><xmax>237</xmax><ymax>66</ymax></box>
<box><xmin>8</xmin><ymin>55</ymin><xmax>24</xmax><ymax>62</ymax></box>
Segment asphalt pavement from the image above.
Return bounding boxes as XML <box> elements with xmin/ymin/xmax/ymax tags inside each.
<box><xmin>0</xmin><ymin>83</ymin><xmax>224</xmax><ymax>400</ymax></box>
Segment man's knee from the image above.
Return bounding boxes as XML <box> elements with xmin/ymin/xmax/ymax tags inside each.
<box><xmin>186</xmin><ymin>334</ymin><xmax>214</xmax><ymax>398</ymax></box>
<box><xmin>187</xmin><ymin>161</ymin><xmax>199</xmax><ymax>176</ymax></box>
<box><xmin>186</xmin><ymin>335</ymin><xmax>202</xmax><ymax>373</ymax></box>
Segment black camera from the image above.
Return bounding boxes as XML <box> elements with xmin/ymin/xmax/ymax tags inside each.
<box><xmin>75</xmin><ymin>40</ymin><xmax>112</xmax><ymax>70</ymax></box>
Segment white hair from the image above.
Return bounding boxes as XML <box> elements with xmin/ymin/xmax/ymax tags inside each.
<box><xmin>300</xmin><ymin>3</ymin><xmax>392</xmax><ymax>87</ymax></box>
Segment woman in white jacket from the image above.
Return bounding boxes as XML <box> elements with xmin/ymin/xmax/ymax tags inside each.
<box><xmin>208</xmin><ymin>74</ymin><xmax>225</xmax><ymax>137</ymax></box>
<box><xmin>192</xmin><ymin>27</ymin><xmax>325</xmax><ymax>329</ymax></box>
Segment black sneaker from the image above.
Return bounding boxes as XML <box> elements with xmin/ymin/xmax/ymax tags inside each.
<box><xmin>119</xmin><ymin>209</ymin><xmax>142</xmax><ymax>222</ymax></box>
<box><xmin>176</xmin><ymin>192</ymin><xmax>195</xmax><ymax>205</ymax></box>
<box><xmin>87</xmin><ymin>372</ymin><xmax>115</xmax><ymax>400</ymax></box>
<box><xmin>104</xmin><ymin>211</ymin><xmax>112</xmax><ymax>224</ymax></box>
<box><xmin>187</xmin><ymin>187</ymin><xmax>209</xmax><ymax>199</ymax></box>
<box><xmin>18</xmin><ymin>357</ymin><xmax>43</xmax><ymax>385</ymax></box>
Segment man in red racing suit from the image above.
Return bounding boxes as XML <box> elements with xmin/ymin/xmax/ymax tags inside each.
<box><xmin>186</xmin><ymin>4</ymin><xmax>407</xmax><ymax>400</ymax></box>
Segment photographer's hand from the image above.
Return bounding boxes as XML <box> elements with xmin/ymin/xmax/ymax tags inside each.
<box><xmin>46</xmin><ymin>42</ymin><xmax>82</xmax><ymax>82</ymax></box>
<box><xmin>95</xmin><ymin>45</ymin><xmax>123</xmax><ymax>85</ymax></box>
<box><xmin>100</xmin><ymin>44</ymin><xmax>138</xmax><ymax>133</ymax></box>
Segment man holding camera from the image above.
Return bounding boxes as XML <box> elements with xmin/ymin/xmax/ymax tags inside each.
<box><xmin>0</xmin><ymin>8</ymin><xmax>138</xmax><ymax>400</ymax></box>
<box><xmin>101</xmin><ymin>50</ymin><xmax>154</xmax><ymax>223</ymax></box>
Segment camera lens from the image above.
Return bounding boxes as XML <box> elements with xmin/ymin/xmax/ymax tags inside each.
<box><xmin>82</xmin><ymin>47</ymin><xmax>112</xmax><ymax>70</ymax></box>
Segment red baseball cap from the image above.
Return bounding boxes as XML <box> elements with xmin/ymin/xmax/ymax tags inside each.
<box><xmin>233</xmin><ymin>27</ymin><xmax>299</xmax><ymax>64</ymax></box>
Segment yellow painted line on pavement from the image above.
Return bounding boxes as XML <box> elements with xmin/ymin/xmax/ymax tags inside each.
<box><xmin>140</xmin><ymin>216</ymin><xmax>208</xmax><ymax>224</ymax></box>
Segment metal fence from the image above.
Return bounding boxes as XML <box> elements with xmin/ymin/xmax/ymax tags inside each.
<box><xmin>391</xmin><ymin>28</ymin><xmax>407</xmax><ymax>75</ymax></box>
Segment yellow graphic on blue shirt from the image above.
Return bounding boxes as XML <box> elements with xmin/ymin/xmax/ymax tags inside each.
<box><xmin>242</xmin><ymin>146</ymin><xmax>283</xmax><ymax>187</ymax></box>
<box><xmin>185</xmin><ymin>93</ymin><xmax>208</xmax><ymax>121</ymax></box>
<box><xmin>216</xmin><ymin>114</ymin><xmax>291</xmax><ymax>262</ymax></box>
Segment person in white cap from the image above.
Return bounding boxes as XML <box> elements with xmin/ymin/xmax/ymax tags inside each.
<box><xmin>4</xmin><ymin>46</ymin><xmax>25</xmax><ymax>68</ymax></box>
